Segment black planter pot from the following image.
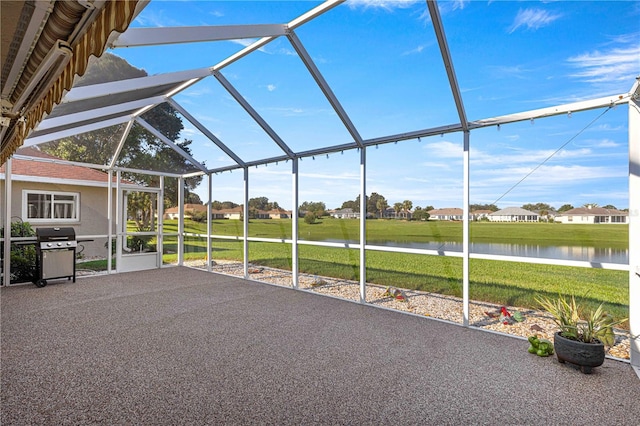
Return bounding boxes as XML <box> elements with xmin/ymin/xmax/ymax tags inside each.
<box><xmin>554</xmin><ymin>331</ymin><xmax>605</xmax><ymax>374</ymax></box>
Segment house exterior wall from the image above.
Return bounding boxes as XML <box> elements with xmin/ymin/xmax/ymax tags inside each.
<box><xmin>556</xmin><ymin>214</ymin><xmax>628</xmax><ymax>224</ymax></box>
<box><xmin>488</xmin><ymin>214</ymin><xmax>538</xmax><ymax>222</ymax></box>
<box><xmin>4</xmin><ymin>179</ymin><xmax>115</xmax><ymax>259</ymax></box>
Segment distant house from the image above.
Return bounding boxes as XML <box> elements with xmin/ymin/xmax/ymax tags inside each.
<box><xmin>471</xmin><ymin>209</ymin><xmax>493</xmax><ymax>221</ymax></box>
<box><xmin>428</xmin><ymin>208</ymin><xmax>463</xmax><ymax>221</ymax></box>
<box><xmin>555</xmin><ymin>206</ymin><xmax>628</xmax><ymax>224</ymax></box>
<box><xmin>212</xmin><ymin>207</ymin><xmax>243</xmax><ymax>220</ymax></box>
<box><xmin>330</xmin><ymin>208</ymin><xmax>360</xmax><ymax>219</ymax></box>
<box><xmin>266</xmin><ymin>208</ymin><xmax>291</xmax><ymax>219</ymax></box>
<box><xmin>164</xmin><ymin>204</ymin><xmax>207</xmax><ymax>220</ymax></box>
<box><xmin>488</xmin><ymin>207</ymin><xmax>539</xmax><ymax>222</ymax></box>
<box><xmin>381</xmin><ymin>207</ymin><xmax>396</xmax><ymax>218</ymax></box>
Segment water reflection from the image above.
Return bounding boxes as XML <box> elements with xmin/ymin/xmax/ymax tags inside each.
<box><xmin>367</xmin><ymin>241</ymin><xmax>628</xmax><ymax>264</ymax></box>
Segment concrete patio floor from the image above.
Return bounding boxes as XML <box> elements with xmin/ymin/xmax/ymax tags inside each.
<box><xmin>2</xmin><ymin>266</ymin><xmax>639</xmax><ymax>425</ymax></box>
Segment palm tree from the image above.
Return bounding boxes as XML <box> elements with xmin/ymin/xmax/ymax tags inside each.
<box><xmin>402</xmin><ymin>200</ymin><xmax>413</xmax><ymax>219</ymax></box>
<box><xmin>393</xmin><ymin>202</ymin><xmax>403</xmax><ymax>219</ymax></box>
<box><xmin>376</xmin><ymin>198</ymin><xmax>389</xmax><ymax>218</ymax></box>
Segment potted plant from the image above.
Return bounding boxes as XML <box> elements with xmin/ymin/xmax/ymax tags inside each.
<box><xmin>536</xmin><ymin>294</ymin><xmax>624</xmax><ymax>374</ymax></box>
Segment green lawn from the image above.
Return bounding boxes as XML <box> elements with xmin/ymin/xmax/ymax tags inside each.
<box><xmin>128</xmin><ymin>218</ymin><xmax>631</xmax><ymax>326</ymax></box>
<box><xmin>170</xmin><ymin>218</ymin><xmax>628</xmax><ymax>249</ymax></box>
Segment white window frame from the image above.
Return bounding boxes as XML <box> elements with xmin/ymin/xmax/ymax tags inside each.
<box><xmin>22</xmin><ymin>190</ymin><xmax>80</xmax><ymax>223</ymax></box>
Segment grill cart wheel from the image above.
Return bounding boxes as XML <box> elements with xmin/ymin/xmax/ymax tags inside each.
<box><xmin>35</xmin><ymin>279</ymin><xmax>47</xmax><ymax>288</ymax></box>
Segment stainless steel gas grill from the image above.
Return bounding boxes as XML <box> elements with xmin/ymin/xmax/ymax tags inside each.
<box><xmin>35</xmin><ymin>227</ymin><xmax>77</xmax><ymax>288</ymax></box>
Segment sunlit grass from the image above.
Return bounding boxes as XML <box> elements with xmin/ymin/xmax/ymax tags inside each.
<box><xmin>114</xmin><ymin>219</ymin><xmax>629</xmax><ymax>326</ymax></box>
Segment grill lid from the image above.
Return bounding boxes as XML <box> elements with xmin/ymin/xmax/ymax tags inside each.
<box><xmin>36</xmin><ymin>227</ymin><xmax>76</xmax><ymax>242</ymax></box>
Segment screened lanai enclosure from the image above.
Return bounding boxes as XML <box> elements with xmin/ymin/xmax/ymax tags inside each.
<box><xmin>1</xmin><ymin>0</ymin><xmax>639</xmax><ymax>372</ymax></box>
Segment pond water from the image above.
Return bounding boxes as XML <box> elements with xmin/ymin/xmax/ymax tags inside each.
<box><xmin>323</xmin><ymin>240</ymin><xmax>628</xmax><ymax>264</ymax></box>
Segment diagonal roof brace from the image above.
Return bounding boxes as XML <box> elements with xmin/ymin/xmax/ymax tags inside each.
<box><xmin>426</xmin><ymin>0</ymin><xmax>468</xmax><ymax>132</ymax></box>
<box><xmin>212</xmin><ymin>70</ymin><xmax>296</xmax><ymax>159</ymax></box>
<box><xmin>167</xmin><ymin>98</ymin><xmax>246</xmax><ymax>168</ymax></box>
<box><xmin>212</xmin><ymin>0</ymin><xmax>345</xmax><ymax>72</ymax></box>
<box><xmin>134</xmin><ymin>117</ymin><xmax>208</xmax><ymax>173</ymax></box>
<box><xmin>287</xmin><ymin>29</ymin><xmax>364</xmax><ymax>148</ymax></box>
<box><xmin>109</xmin><ymin>120</ymin><xmax>135</xmax><ymax>169</ymax></box>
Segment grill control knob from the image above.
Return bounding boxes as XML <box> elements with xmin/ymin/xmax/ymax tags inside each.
<box><xmin>67</xmin><ymin>242</ymin><xmax>72</xmax><ymax>246</ymax></box>
<box><xmin>47</xmin><ymin>243</ymin><xmax>52</xmax><ymax>247</ymax></box>
<box><xmin>57</xmin><ymin>242</ymin><xmax>62</xmax><ymax>247</ymax></box>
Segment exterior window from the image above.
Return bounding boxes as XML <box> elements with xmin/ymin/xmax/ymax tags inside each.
<box><xmin>23</xmin><ymin>190</ymin><xmax>79</xmax><ymax>222</ymax></box>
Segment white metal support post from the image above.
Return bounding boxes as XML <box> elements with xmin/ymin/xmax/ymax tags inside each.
<box><xmin>292</xmin><ymin>158</ymin><xmax>299</xmax><ymax>288</ymax></box>
<box><xmin>107</xmin><ymin>170</ymin><xmax>113</xmax><ymax>274</ymax></box>
<box><xmin>207</xmin><ymin>173</ymin><xmax>212</xmax><ymax>273</ymax></box>
<box><xmin>462</xmin><ymin>131</ymin><xmax>470</xmax><ymax>326</ymax></box>
<box><xmin>359</xmin><ymin>147</ymin><xmax>367</xmax><ymax>303</ymax></box>
<box><xmin>2</xmin><ymin>159</ymin><xmax>11</xmax><ymax>287</ymax></box>
<box><xmin>243</xmin><ymin>167</ymin><xmax>249</xmax><ymax>279</ymax></box>
<box><xmin>628</xmin><ymin>87</ymin><xmax>640</xmax><ymax>373</ymax></box>
<box><xmin>158</xmin><ymin>176</ymin><xmax>165</xmax><ymax>268</ymax></box>
<box><xmin>115</xmin><ymin>170</ymin><xmax>122</xmax><ymax>271</ymax></box>
<box><xmin>177</xmin><ymin>176</ymin><xmax>184</xmax><ymax>266</ymax></box>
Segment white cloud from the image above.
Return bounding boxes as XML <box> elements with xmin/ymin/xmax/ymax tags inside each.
<box><xmin>266</xmin><ymin>84</ymin><xmax>276</xmax><ymax>92</ymax></box>
<box><xmin>485</xmin><ymin>64</ymin><xmax>531</xmax><ymax>80</ymax></box>
<box><xmin>423</xmin><ymin>141</ymin><xmax>462</xmax><ymax>158</ymax></box>
<box><xmin>508</xmin><ymin>9</ymin><xmax>561</xmax><ymax>33</ymax></box>
<box><xmin>579</xmin><ymin>139</ymin><xmax>620</xmax><ymax>148</ymax></box>
<box><xmin>567</xmin><ymin>45</ymin><xmax>640</xmax><ymax>84</ymax></box>
<box><xmin>348</xmin><ymin>0</ymin><xmax>419</xmax><ymax>11</ymax></box>
<box><xmin>230</xmin><ymin>39</ymin><xmax>258</xmax><ymax>48</ymax></box>
<box><xmin>470</xmin><ymin>146</ymin><xmax>594</xmax><ymax>167</ymax></box>
<box><xmin>301</xmin><ymin>171</ymin><xmax>360</xmax><ymax>181</ymax></box>
<box><xmin>439</xmin><ymin>0</ymin><xmax>470</xmax><ymax>13</ymax></box>
<box><xmin>401</xmin><ymin>45</ymin><xmax>426</xmax><ymax>56</ymax></box>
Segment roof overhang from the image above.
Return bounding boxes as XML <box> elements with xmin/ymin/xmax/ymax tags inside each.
<box><xmin>1</xmin><ymin>0</ymin><xmax>146</xmax><ymax>164</ymax></box>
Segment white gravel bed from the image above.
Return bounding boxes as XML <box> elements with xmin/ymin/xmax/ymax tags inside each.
<box><xmin>186</xmin><ymin>259</ymin><xmax>631</xmax><ymax>360</ymax></box>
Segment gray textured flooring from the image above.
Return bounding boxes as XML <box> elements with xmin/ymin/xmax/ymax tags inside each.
<box><xmin>2</xmin><ymin>266</ymin><xmax>639</xmax><ymax>425</ymax></box>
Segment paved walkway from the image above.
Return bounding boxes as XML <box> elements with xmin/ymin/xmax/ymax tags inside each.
<box><xmin>2</xmin><ymin>267</ymin><xmax>639</xmax><ymax>425</ymax></box>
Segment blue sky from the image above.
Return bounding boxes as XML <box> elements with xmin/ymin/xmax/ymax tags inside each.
<box><xmin>110</xmin><ymin>0</ymin><xmax>640</xmax><ymax>210</ymax></box>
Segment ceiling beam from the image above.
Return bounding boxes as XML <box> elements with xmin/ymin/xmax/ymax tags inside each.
<box><xmin>23</xmin><ymin>116</ymin><xmax>133</xmax><ymax>147</ymax></box>
<box><xmin>112</xmin><ymin>24</ymin><xmax>288</xmax><ymax>48</ymax></box>
<box><xmin>61</xmin><ymin>68</ymin><xmax>212</xmax><ymax>103</ymax></box>
<box><xmin>469</xmin><ymin>93</ymin><xmax>630</xmax><ymax>129</ymax></box>
<box><xmin>33</xmin><ymin>96</ymin><xmax>165</xmax><ymax>132</ymax></box>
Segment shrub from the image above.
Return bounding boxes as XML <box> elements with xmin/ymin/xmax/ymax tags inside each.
<box><xmin>190</xmin><ymin>210</ymin><xmax>208</xmax><ymax>223</ymax></box>
<box><xmin>304</xmin><ymin>211</ymin><xmax>317</xmax><ymax>224</ymax></box>
<box><xmin>0</xmin><ymin>220</ymin><xmax>37</xmax><ymax>283</ymax></box>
